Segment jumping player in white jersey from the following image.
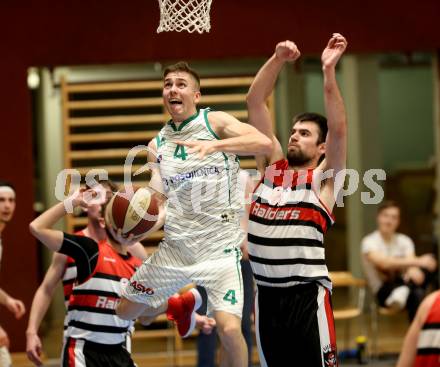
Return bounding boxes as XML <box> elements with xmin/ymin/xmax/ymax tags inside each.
<box><xmin>116</xmin><ymin>62</ymin><xmax>272</xmax><ymax>367</ymax></box>
<box><xmin>0</xmin><ymin>181</ymin><xmax>26</xmax><ymax>367</ymax></box>
<box><xmin>246</xmin><ymin>34</ymin><xmax>348</xmax><ymax>366</ymax></box>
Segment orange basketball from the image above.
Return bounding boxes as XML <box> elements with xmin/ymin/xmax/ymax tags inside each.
<box><xmin>105</xmin><ymin>187</ymin><xmax>159</xmax><ymax>239</ymax></box>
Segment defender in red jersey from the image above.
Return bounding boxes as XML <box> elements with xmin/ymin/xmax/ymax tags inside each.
<box><xmin>397</xmin><ymin>290</ymin><xmax>440</xmax><ymax>367</ymax></box>
<box><xmin>246</xmin><ymin>34</ymin><xmax>348</xmax><ymax>366</ymax></box>
<box><xmin>28</xmin><ymin>187</ymin><xmax>155</xmax><ymax>367</ymax></box>
<box><xmin>26</xmin><ymin>180</ymin><xmax>149</xmax><ymax>365</ymax></box>
<box><xmin>29</xmin><ymin>187</ymin><xmax>213</xmax><ymax>367</ymax></box>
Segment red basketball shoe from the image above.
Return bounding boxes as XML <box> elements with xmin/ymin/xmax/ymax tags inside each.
<box><xmin>166</xmin><ymin>288</ymin><xmax>202</xmax><ymax>338</ymax></box>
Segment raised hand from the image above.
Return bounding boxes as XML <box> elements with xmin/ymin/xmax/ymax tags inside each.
<box><xmin>321</xmin><ymin>33</ymin><xmax>348</xmax><ymax>69</ymax></box>
<box><xmin>275</xmin><ymin>40</ymin><xmax>301</xmax><ymax>63</ymax></box>
<box><xmin>64</xmin><ymin>188</ymin><xmax>98</xmax><ymax>213</ymax></box>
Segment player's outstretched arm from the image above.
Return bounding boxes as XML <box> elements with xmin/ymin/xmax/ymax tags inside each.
<box><xmin>318</xmin><ymin>33</ymin><xmax>348</xmax><ymax>211</ymax></box>
<box><xmin>174</xmin><ymin>111</ymin><xmax>272</xmax><ymax>159</ymax></box>
<box><xmin>29</xmin><ymin>189</ymin><xmax>94</xmax><ymax>251</ymax></box>
<box><xmin>29</xmin><ymin>202</ymin><xmax>70</xmax><ymax>252</ymax></box>
<box><xmin>320</xmin><ymin>33</ymin><xmax>348</xmax><ymax>175</ymax></box>
<box><xmin>247</xmin><ymin>40</ymin><xmax>300</xmax><ymax>165</ymax></box>
<box><xmin>26</xmin><ymin>253</ymin><xmax>67</xmax><ymax>366</ymax></box>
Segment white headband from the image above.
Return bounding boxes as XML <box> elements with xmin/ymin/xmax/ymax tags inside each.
<box><xmin>0</xmin><ymin>186</ymin><xmax>15</xmax><ymax>196</ymax></box>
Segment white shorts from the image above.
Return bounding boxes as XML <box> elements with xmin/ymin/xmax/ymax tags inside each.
<box><xmin>122</xmin><ymin>244</ymin><xmax>244</xmax><ymax>318</ymax></box>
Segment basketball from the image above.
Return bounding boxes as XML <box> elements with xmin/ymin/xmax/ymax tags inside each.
<box><xmin>105</xmin><ymin>187</ymin><xmax>160</xmax><ymax>239</ymax></box>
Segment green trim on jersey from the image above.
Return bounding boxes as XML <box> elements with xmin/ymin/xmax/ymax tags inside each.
<box><xmin>203</xmin><ymin>108</ymin><xmax>220</xmax><ymax>140</ymax></box>
<box><xmin>202</xmin><ymin>107</ymin><xmax>233</xmax><ymax>206</ymax></box>
<box><xmin>234</xmin><ymin>247</ymin><xmax>243</xmax><ymax>292</ymax></box>
<box><xmin>222</xmin><ymin>152</ymin><xmax>232</xmax><ymax>206</ymax></box>
<box><xmin>168</xmin><ymin>110</ymin><xmax>200</xmax><ymax>132</ymax></box>
<box><xmin>155</xmin><ymin>133</ymin><xmax>166</xmax><ymax>148</ymax></box>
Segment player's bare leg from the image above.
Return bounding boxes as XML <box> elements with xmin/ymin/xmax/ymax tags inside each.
<box><xmin>215</xmin><ymin>311</ymin><xmax>247</xmax><ymax>367</ymax></box>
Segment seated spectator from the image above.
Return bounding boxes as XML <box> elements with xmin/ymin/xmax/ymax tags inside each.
<box><xmin>362</xmin><ymin>200</ymin><xmax>437</xmax><ymax>321</ymax></box>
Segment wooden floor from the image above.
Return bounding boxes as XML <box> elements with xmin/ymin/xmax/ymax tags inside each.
<box><xmin>11</xmin><ymin>310</ymin><xmax>408</xmax><ymax>366</ymax></box>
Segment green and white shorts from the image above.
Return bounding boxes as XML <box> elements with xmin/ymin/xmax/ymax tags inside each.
<box><xmin>122</xmin><ymin>243</ymin><xmax>244</xmax><ymax>318</ymax></box>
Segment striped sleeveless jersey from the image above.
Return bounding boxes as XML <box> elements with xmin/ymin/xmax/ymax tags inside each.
<box><xmin>155</xmin><ymin>108</ymin><xmax>243</xmax><ymax>261</ymax></box>
<box><xmin>415</xmin><ymin>292</ymin><xmax>440</xmax><ymax>367</ymax></box>
<box><xmin>66</xmin><ymin>240</ymin><xmax>141</xmax><ymax>344</ymax></box>
<box><xmin>62</xmin><ymin>230</ymin><xmax>83</xmax><ymax>333</ymax></box>
<box><xmin>62</xmin><ymin>230</ymin><xmax>84</xmax><ymax>309</ymax></box>
<box><xmin>248</xmin><ymin>159</ymin><xmax>334</xmax><ymax>289</ymax></box>
<box><xmin>63</xmin><ymin>256</ymin><xmax>77</xmax><ymax>308</ymax></box>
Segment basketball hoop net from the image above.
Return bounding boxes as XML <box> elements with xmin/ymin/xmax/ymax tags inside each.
<box><xmin>157</xmin><ymin>0</ymin><xmax>213</xmax><ymax>34</ymax></box>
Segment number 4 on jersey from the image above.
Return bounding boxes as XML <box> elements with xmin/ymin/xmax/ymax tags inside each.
<box><xmin>174</xmin><ymin>145</ymin><xmax>188</xmax><ymax>160</ymax></box>
<box><xmin>223</xmin><ymin>289</ymin><xmax>238</xmax><ymax>305</ymax></box>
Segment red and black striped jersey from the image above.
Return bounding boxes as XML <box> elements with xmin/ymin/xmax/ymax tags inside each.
<box><xmin>61</xmin><ymin>230</ymin><xmax>84</xmax><ymax>333</ymax></box>
<box><xmin>415</xmin><ymin>292</ymin><xmax>440</xmax><ymax>367</ymax></box>
<box><xmin>63</xmin><ymin>236</ymin><xmax>142</xmax><ymax>345</ymax></box>
<box><xmin>248</xmin><ymin>159</ymin><xmax>334</xmax><ymax>289</ymax></box>
<box><xmin>62</xmin><ymin>230</ymin><xmax>84</xmax><ymax>309</ymax></box>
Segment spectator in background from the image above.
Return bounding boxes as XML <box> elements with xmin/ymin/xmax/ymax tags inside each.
<box><xmin>0</xmin><ymin>180</ymin><xmax>26</xmax><ymax>366</ymax></box>
<box><xmin>362</xmin><ymin>200</ymin><xmax>437</xmax><ymax>321</ymax></box>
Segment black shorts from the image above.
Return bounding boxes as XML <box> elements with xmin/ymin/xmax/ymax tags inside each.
<box><xmin>255</xmin><ymin>283</ymin><xmax>338</xmax><ymax>367</ymax></box>
<box><xmin>62</xmin><ymin>338</ymin><xmax>135</xmax><ymax>367</ymax></box>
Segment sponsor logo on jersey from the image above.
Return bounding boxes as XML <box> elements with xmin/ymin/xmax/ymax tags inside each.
<box><xmin>251</xmin><ymin>202</ymin><xmax>300</xmax><ymax>220</ymax></box>
<box><xmin>221</xmin><ymin>211</ymin><xmax>236</xmax><ymax>223</ymax></box>
<box><xmin>162</xmin><ymin>166</ymin><xmax>223</xmax><ymax>190</ymax></box>
<box><xmin>323</xmin><ymin>344</ymin><xmax>337</xmax><ymax>366</ymax></box>
<box><xmin>96</xmin><ymin>296</ymin><xmax>120</xmax><ymax>309</ymax></box>
<box><xmin>130</xmin><ymin>280</ymin><xmax>154</xmax><ymax>295</ymax></box>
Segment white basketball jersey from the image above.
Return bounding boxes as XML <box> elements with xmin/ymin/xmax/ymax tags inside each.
<box><xmin>155</xmin><ymin>108</ymin><xmax>244</xmax><ymax>261</ymax></box>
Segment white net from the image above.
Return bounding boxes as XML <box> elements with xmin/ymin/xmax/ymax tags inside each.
<box><xmin>157</xmin><ymin>0</ymin><xmax>213</xmax><ymax>34</ymax></box>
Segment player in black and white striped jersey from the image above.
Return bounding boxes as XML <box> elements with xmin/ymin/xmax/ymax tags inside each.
<box><xmin>246</xmin><ymin>34</ymin><xmax>348</xmax><ymax>366</ymax></box>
